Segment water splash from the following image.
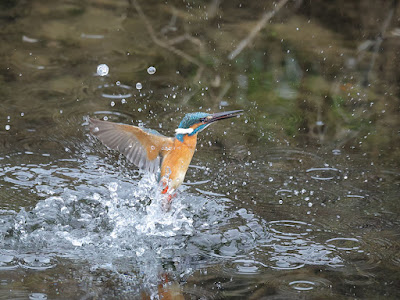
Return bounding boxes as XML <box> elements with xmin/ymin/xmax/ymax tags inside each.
<box><xmin>0</xmin><ymin>152</ymin><xmax>349</xmax><ymax>295</ymax></box>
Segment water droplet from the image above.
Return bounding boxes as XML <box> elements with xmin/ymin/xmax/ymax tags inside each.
<box><xmin>269</xmin><ymin>177</ymin><xmax>274</xmax><ymax>182</ymax></box>
<box><xmin>110</xmin><ymin>101</ymin><xmax>115</xmax><ymax>107</ymax></box>
<box><xmin>5</xmin><ymin>125</ymin><xmax>10</xmax><ymax>130</ymax></box>
<box><xmin>308</xmin><ymin>202</ymin><xmax>313</xmax><ymax>207</ymax></box>
<box><xmin>147</xmin><ymin>66</ymin><xmax>156</xmax><ymax>74</ymax></box>
<box><xmin>121</xmin><ymin>99</ymin><xmax>126</xmax><ymax>104</ymax></box>
<box><xmin>136</xmin><ymin>82</ymin><xmax>142</xmax><ymax>90</ymax></box>
<box><xmin>108</xmin><ymin>182</ymin><xmax>118</xmax><ymax>192</ymax></box>
<box><xmin>96</xmin><ymin>64</ymin><xmax>109</xmax><ymax>76</ymax></box>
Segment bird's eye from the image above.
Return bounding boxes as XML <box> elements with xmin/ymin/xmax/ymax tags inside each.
<box><xmin>201</xmin><ymin>116</ymin><xmax>212</xmax><ymax>122</ymax></box>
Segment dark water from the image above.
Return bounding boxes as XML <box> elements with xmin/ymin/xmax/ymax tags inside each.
<box><xmin>1</xmin><ymin>0</ymin><xmax>399</xmax><ymax>299</ymax></box>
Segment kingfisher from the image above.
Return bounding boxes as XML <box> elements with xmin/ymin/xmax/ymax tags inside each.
<box><xmin>89</xmin><ymin>110</ymin><xmax>243</xmax><ymax>206</ymax></box>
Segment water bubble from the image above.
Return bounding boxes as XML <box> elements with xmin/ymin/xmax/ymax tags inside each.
<box><xmin>5</xmin><ymin>125</ymin><xmax>10</xmax><ymax>130</ymax></box>
<box><xmin>147</xmin><ymin>66</ymin><xmax>156</xmax><ymax>74</ymax></box>
<box><xmin>96</xmin><ymin>64</ymin><xmax>109</xmax><ymax>76</ymax></box>
<box><xmin>136</xmin><ymin>82</ymin><xmax>142</xmax><ymax>90</ymax></box>
<box><xmin>268</xmin><ymin>177</ymin><xmax>274</xmax><ymax>182</ymax></box>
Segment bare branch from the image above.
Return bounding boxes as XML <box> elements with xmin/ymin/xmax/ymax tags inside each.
<box><xmin>228</xmin><ymin>0</ymin><xmax>290</xmax><ymax>60</ymax></box>
<box><xmin>131</xmin><ymin>0</ymin><xmax>205</xmax><ymax>69</ymax></box>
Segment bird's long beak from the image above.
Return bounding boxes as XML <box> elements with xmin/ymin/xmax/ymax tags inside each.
<box><xmin>202</xmin><ymin>110</ymin><xmax>243</xmax><ymax>124</ymax></box>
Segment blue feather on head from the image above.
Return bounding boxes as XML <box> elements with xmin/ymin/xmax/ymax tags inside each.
<box><xmin>176</xmin><ymin>112</ymin><xmax>210</xmax><ymax>142</ymax></box>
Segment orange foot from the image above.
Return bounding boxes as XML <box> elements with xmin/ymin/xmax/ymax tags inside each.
<box><xmin>161</xmin><ymin>186</ymin><xmax>177</xmax><ymax>211</ymax></box>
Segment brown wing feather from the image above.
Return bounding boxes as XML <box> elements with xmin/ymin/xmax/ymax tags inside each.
<box><xmin>89</xmin><ymin>118</ymin><xmax>173</xmax><ymax>173</ymax></box>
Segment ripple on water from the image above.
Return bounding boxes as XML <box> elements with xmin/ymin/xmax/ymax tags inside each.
<box><xmin>326</xmin><ymin>237</ymin><xmax>361</xmax><ymax>251</ymax></box>
<box><xmin>278</xmin><ymin>274</ymin><xmax>332</xmax><ymax>294</ymax></box>
<box><xmin>306</xmin><ymin>167</ymin><xmax>342</xmax><ymax>181</ymax></box>
<box><xmin>97</xmin><ymin>83</ymin><xmax>133</xmax><ymax>99</ymax></box>
<box><xmin>29</xmin><ymin>293</ymin><xmax>48</xmax><ymax>300</ymax></box>
<box><xmin>289</xmin><ymin>280</ymin><xmax>316</xmax><ymax>291</ymax></box>
<box><xmin>265</xmin><ymin>220</ymin><xmax>343</xmax><ymax>269</ymax></box>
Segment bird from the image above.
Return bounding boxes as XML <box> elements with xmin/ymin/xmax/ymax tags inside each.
<box><xmin>89</xmin><ymin>110</ymin><xmax>243</xmax><ymax>207</ymax></box>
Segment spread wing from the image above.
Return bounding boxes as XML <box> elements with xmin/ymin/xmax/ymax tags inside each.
<box><xmin>89</xmin><ymin>118</ymin><xmax>173</xmax><ymax>173</ymax></box>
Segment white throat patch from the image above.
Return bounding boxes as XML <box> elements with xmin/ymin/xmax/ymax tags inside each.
<box><xmin>175</xmin><ymin>128</ymin><xmax>194</xmax><ymax>135</ymax></box>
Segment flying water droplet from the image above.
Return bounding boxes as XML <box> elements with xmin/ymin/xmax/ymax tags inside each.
<box><xmin>96</xmin><ymin>64</ymin><xmax>109</xmax><ymax>76</ymax></box>
<box><xmin>136</xmin><ymin>82</ymin><xmax>142</xmax><ymax>90</ymax></box>
<box><xmin>5</xmin><ymin>125</ymin><xmax>10</xmax><ymax>130</ymax></box>
<box><xmin>147</xmin><ymin>66</ymin><xmax>156</xmax><ymax>74</ymax></box>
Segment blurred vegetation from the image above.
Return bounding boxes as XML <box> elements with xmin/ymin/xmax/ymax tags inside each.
<box><xmin>0</xmin><ymin>0</ymin><xmax>399</xmax><ymax>166</ymax></box>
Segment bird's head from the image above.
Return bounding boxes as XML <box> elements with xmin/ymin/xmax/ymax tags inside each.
<box><xmin>175</xmin><ymin>110</ymin><xmax>243</xmax><ymax>142</ymax></box>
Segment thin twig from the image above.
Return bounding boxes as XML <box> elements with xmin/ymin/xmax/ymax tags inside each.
<box><xmin>228</xmin><ymin>0</ymin><xmax>290</xmax><ymax>60</ymax></box>
<box><xmin>364</xmin><ymin>0</ymin><xmax>397</xmax><ymax>86</ymax></box>
<box><xmin>215</xmin><ymin>81</ymin><xmax>232</xmax><ymax>104</ymax></box>
<box><xmin>131</xmin><ymin>0</ymin><xmax>205</xmax><ymax>69</ymax></box>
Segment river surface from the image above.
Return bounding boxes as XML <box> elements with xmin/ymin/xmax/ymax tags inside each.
<box><xmin>0</xmin><ymin>1</ymin><xmax>399</xmax><ymax>299</ymax></box>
